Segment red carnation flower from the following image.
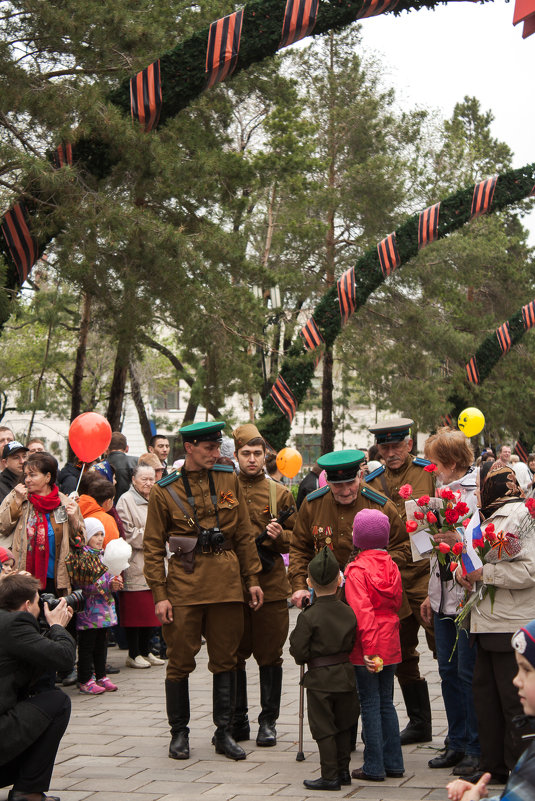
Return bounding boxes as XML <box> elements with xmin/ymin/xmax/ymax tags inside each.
<box><xmin>455</xmin><ymin>502</ymin><xmax>469</xmax><ymax>516</ymax></box>
<box><xmin>452</xmin><ymin>541</ymin><xmax>463</xmax><ymax>555</ymax></box>
<box><xmin>444</xmin><ymin>509</ymin><xmax>460</xmax><ymax>525</ymax></box>
<box><xmin>417</xmin><ymin>495</ymin><xmax>430</xmax><ymax>507</ymax></box>
<box><xmin>439</xmin><ymin>488</ymin><xmax>456</xmax><ymax>501</ymax></box>
<box><xmin>413</xmin><ymin>510</ymin><xmax>425</xmax><ymax>520</ymax></box>
<box><xmin>462</xmin><ymin>518</ymin><xmax>470</xmax><ymax>528</ymax></box>
<box><xmin>426</xmin><ymin>511</ymin><xmax>437</xmax><ymax>524</ymax></box>
<box><xmin>438</xmin><ymin>542</ymin><xmax>451</xmax><ymax>554</ymax></box>
<box><xmin>473</xmin><ymin>537</ymin><xmax>484</xmax><ymax>548</ymax></box>
<box><xmin>424</xmin><ymin>463</ymin><xmax>437</xmax><ymax>473</ymax></box>
<box><xmin>450</xmin><ymin>561</ymin><xmax>459</xmax><ymax>573</ymax></box>
<box><xmin>398</xmin><ymin>484</ymin><xmax>413</xmax><ymax>500</ymax></box>
<box><xmin>406</xmin><ymin>520</ymin><xmax>418</xmax><ymax>533</ymax></box>
<box><xmin>525</xmin><ymin>498</ymin><xmax>535</xmax><ymax>518</ymax></box>
<box><xmin>483</xmin><ymin>525</ymin><xmax>496</xmax><ymax>542</ymax></box>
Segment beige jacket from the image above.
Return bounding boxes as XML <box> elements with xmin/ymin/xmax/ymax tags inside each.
<box><xmin>470</xmin><ymin>500</ymin><xmax>535</xmax><ymax>634</ymax></box>
<box><xmin>116</xmin><ymin>485</ymin><xmax>150</xmax><ymax>591</ymax></box>
<box><xmin>0</xmin><ymin>488</ymin><xmax>85</xmax><ymax>593</ymax></box>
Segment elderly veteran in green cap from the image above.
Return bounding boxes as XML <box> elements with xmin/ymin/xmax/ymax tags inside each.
<box><xmin>365</xmin><ymin>417</ymin><xmax>436</xmax><ymax>746</ymax></box>
<box><xmin>143</xmin><ymin>421</ymin><xmax>263</xmax><ymax>762</ymax></box>
<box><xmin>230</xmin><ymin>423</ymin><xmax>295</xmax><ymax>748</ymax></box>
<box><xmin>288</xmin><ymin>449</ymin><xmax>410</xmax><ymax>612</ymax></box>
<box><xmin>290</xmin><ymin>546</ymin><xmax>358</xmax><ymax>791</ymax></box>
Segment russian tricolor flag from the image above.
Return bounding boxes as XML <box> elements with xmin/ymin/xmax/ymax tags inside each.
<box><xmin>461</xmin><ymin>510</ymin><xmax>484</xmax><ymax>575</ymax></box>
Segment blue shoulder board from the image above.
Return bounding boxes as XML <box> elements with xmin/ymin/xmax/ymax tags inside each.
<box><xmin>413</xmin><ymin>457</ymin><xmax>432</xmax><ymax>468</ymax></box>
<box><xmin>157</xmin><ymin>470</ymin><xmax>180</xmax><ymax>487</ymax></box>
<box><xmin>212</xmin><ymin>464</ymin><xmax>234</xmax><ymax>472</ymax></box>
<box><xmin>360</xmin><ymin>486</ymin><xmax>387</xmax><ymax>507</ymax></box>
<box><xmin>365</xmin><ymin>465</ymin><xmax>385</xmax><ymax>483</ymax></box>
<box><xmin>306</xmin><ymin>485</ymin><xmax>330</xmax><ymax>502</ymax></box>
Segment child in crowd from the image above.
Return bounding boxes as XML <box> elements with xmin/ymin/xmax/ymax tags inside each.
<box><xmin>289</xmin><ymin>546</ymin><xmax>359</xmax><ymax>791</ymax></box>
<box><xmin>447</xmin><ymin>619</ymin><xmax>535</xmax><ymax>801</ymax></box>
<box><xmin>0</xmin><ymin>546</ymin><xmax>15</xmax><ymax>575</ymax></box>
<box><xmin>344</xmin><ymin>508</ymin><xmax>404</xmax><ymax>782</ymax></box>
<box><xmin>74</xmin><ymin>517</ymin><xmax>123</xmax><ymax>695</ymax></box>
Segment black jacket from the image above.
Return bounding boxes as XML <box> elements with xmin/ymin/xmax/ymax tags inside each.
<box><xmin>108</xmin><ymin>451</ymin><xmax>138</xmax><ymax>502</ymax></box>
<box><xmin>0</xmin><ymin>467</ymin><xmax>20</xmax><ymax>503</ymax></box>
<box><xmin>0</xmin><ymin>609</ymin><xmax>75</xmax><ymax>765</ymax></box>
<box><xmin>58</xmin><ymin>462</ymin><xmax>82</xmax><ymax>495</ymax></box>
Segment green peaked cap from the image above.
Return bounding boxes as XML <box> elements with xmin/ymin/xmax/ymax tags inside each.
<box><xmin>180</xmin><ymin>421</ymin><xmax>225</xmax><ymax>443</ymax></box>
<box><xmin>309</xmin><ymin>546</ymin><xmax>339</xmax><ymax>586</ymax></box>
<box><xmin>317</xmin><ymin>449</ymin><xmax>365</xmax><ymax>483</ymax></box>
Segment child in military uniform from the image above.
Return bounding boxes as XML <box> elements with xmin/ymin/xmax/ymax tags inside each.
<box><xmin>289</xmin><ymin>547</ymin><xmax>359</xmax><ymax>791</ymax></box>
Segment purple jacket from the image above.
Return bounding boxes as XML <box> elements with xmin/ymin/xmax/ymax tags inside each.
<box><xmin>74</xmin><ymin>546</ymin><xmax>117</xmax><ymax>630</ymax></box>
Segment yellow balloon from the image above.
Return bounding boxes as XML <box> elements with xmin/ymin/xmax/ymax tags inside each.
<box><xmin>276</xmin><ymin>447</ymin><xmax>303</xmax><ymax>479</ymax></box>
<box><xmin>457</xmin><ymin>407</ymin><xmax>485</xmax><ymax>438</ymax></box>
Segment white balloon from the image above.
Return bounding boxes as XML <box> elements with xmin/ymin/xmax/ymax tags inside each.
<box><xmin>102</xmin><ymin>538</ymin><xmax>132</xmax><ymax>576</ymax></box>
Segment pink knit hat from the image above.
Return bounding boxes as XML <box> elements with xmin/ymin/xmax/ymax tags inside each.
<box><xmin>352</xmin><ymin>508</ymin><xmax>390</xmax><ymax>550</ymax></box>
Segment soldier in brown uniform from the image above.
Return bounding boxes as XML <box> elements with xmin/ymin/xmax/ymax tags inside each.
<box><xmin>289</xmin><ymin>450</ymin><xmax>411</xmax><ymax>609</ymax></box>
<box><xmin>365</xmin><ymin>418</ymin><xmax>436</xmax><ymax>745</ymax></box>
<box><xmin>143</xmin><ymin>421</ymin><xmax>264</xmax><ymax>762</ymax></box>
<box><xmin>231</xmin><ymin>424</ymin><xmax>296</xmax><ymax>747</ymax></box>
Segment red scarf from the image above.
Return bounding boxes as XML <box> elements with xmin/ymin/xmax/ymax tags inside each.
<box><xmin>26</xmin><ymin>486</ymin><xmax>61</xmax><ymax>588</ymax></box>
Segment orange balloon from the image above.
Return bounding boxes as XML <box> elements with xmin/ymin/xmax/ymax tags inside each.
<box><xmin>69</xmin><ymin>412</ymin><xmax>112</xmax><ymax>463</ymax></box>
<box><xmin>276</xmin><ymin>447</ymin><xmax>303</xmax><ymax>479</ymax></box>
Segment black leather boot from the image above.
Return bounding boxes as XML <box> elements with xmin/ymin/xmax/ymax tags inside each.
<box><xmin>166</xmin><ymin>678</ymin><xmax>190</xmax><ymax>759</ymax></box>
<box><xmin>213</xmin><ymin>671</ymin><xmax>247</xmax><ymax>760</ymax></box>
<box><xmin>256</xmin><ymin>665</ymin><xmax>282</xmax><ymax>747</ymax></box>
<box><xmin>231</xmin><ymin>668</ymin><xmax>250</xmax><ymax>741</ymax></box>
<box><xmin>399</xmin><ymin>680</ymin><xmax>432</xmax><ymax>745</ymax></box>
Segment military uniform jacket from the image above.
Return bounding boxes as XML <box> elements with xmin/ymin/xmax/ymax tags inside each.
<box><xmin>237</xmin><ymin>472</ymin><xmax>294</xmax><ymax>601</ymax></box>
<box><xmin>289</xmin><ymin>595</ymin><xmax>357</xmax><ymax>692</ymax></box>
<box><xmin>288</xmin><ymin>484</ymin><xmax>411</xmax><ymax>594</ymax></box>
<box><xmin>143</xmin><ymin>466</ymin><xmax>262</xmax><ymax>606</ymax></box>
<box><xmin>366</xmin><ymin>455</ymin><xmax>435</xmax><ymax>590</ymax></box>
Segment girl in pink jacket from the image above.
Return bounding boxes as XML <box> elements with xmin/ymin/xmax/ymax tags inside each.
<box><xmin>344</xmin><ymin>508</ymin><xmax>404</xmax><ymax>782</ymax></box>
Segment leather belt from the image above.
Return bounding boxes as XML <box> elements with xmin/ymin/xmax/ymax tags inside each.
<box><xmin>307</xmin><ymin>652</ymin><xmax>350</xmax><ymax>669</ymax></box>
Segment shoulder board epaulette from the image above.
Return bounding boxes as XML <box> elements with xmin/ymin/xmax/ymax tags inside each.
<box><xmin>413</xmin><ymin>457</ymin><xmax>432</xmax><ymax>468</ymax></box>
<box><xmin>360</xmin><ymin>486</ymin><xmax>388</xmax><ymax>507</ymax></box>
<box><xmin>157</xmin><ymin>470</ymin><xmax>180</xmax><ymax>487</ymax></box>
<box><xmin>212</xmin><ymin>464</ymin><xmax>234</xmax><ymax>472</ymax></box>
<box><xmin>365</xmin><ymin>465</ymin><xmax>385</xmax><ymax>482</ymax></box>
<box><xmin>306</xmin><ymin>485</ymin><xmax>331</xmax><ymax>502</ymax></box>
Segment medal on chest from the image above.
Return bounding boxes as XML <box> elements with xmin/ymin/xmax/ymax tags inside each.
<box><xmin>312</xmin><ymin>525</ymin><xmax>334</xmax><ymax>553</ymax></box>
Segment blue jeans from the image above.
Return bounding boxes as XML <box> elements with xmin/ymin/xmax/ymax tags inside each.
<box><xmin>434</xmin><ymin>612</ymin><xmax>479</xmax><ymax>756</ymax></box>
<box><xmin>354</xmin><ymin>664</ymin><xmax>404</xmax><ymax>778</ymax></box>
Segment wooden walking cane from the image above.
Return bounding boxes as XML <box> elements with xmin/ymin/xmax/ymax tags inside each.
<box><xmin>296</xmin><ymin>595</ymin><xmax>310</xmax><ymax>761</ymax></box>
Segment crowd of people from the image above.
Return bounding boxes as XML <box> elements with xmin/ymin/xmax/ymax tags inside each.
<box><xmin>1</xmin><ymin>418</ymin><xmax>535</xmax><ymax>801</ymax></box>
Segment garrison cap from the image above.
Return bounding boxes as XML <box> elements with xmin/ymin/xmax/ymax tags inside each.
<box><xmin>317</xmin><ymin>449</ymin><xmax>365</xmax><ymax>483</ymax></box>
<box><xmin>308</xmin><ymin>546</ymin><xmax>339</xmax><ymax>586</ymax></box>
<box><xmin>180</xmin><ymin>421</ymin><xmax>225</xmax><ymax>444</ymax></box>
<box><xmin>368</xmin><ymin>417</ymin><xmax>414</xmax><ymax>444</ymax></box>
<box><xmin>232</xmin><ymin>424</ymin><xmax>264</xmax><ymax>451</ymax></box>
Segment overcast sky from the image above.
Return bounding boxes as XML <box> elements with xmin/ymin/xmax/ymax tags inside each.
<box><xmin>357</xmin><ymin>0</ymin><xmax>535</xmax><ymax>240</ymax></box>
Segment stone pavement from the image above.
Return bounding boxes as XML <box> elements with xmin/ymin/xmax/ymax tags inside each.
<box><xmin>2</xmin><ymin>610</ymin><xmax>505</xmax><ymax>801</ymax></box>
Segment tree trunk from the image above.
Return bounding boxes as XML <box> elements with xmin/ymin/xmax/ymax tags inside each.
<box><xmin>106</xmin><ymin>338</ymin><xmax>130</xmax><ymax>431</ymax></box>
<box><xmin>321</xmin><ymin>347</ymin><xmax>334</xmax><ymax>453</ymax></box>
<box><xmin>129</xmin><ymin>359</ymin><xmax>153</xmax><ymax>448</ymax></box>
<box><xmin>70</xmin><ymin>292</ymin><xmax>91</xmax><ymax>422</ymax></box>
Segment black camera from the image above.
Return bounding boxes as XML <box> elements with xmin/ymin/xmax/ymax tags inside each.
<box><xmin>40</xmin><ymin>589</ymin><xmax>85</xmax><ymax>614</ymax></box>
<box><xmin>198</xmin><ymin>527</ymin><xmax>225</xmax><ymax>550</ymax></box>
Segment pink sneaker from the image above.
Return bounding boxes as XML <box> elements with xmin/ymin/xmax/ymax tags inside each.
<box><xmin>79</xmin><ymin>679</ymin><xmax>106</xmax><ymax>695</ymax></box>
<box><xmin>96</xmin><ymin>676</ymin><xmax>118</xmax><ymax>692</ymax></box>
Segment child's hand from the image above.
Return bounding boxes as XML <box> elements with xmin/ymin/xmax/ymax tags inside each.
<box><xmin>363</xmin><ymin>655</ymin><xmax>383</xmax><ymax>673</ymax></box>
<box><xmin>110</xmin><ymin>576</ymin><xmax>123</xmax><ymax>591</ymax></box>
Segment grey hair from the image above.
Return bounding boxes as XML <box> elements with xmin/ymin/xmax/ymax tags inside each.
<box><xmin>132</xmin><ymin>463</ymin><xmax>156</xmax><ymax>479</ymax></box>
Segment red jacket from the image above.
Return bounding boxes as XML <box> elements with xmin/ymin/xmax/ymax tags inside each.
<box><xmin>344</xmin><ymin>549</ymin><xmax>402</xmax><ymax>666</ymax></box>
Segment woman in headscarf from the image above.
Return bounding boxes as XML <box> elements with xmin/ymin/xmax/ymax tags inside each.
<box><xmin>458</xmin><ymin>463</ymin><xmax>535</xmax><ymax>785</ymax></box>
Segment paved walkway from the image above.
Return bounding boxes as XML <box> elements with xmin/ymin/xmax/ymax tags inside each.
<box><xmin>3</xmin><ymin>610</ymin><xmax>504</xmax><ymax>801</ymax></box>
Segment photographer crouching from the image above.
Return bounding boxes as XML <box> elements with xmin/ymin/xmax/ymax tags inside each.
<box><xmin>0</xmin><ymin>573</ymin><xmax>75</xmax><ymax>801</ymax></box>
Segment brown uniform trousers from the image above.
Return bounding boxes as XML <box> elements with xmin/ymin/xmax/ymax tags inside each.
<box><xmin>236</xmin><ymin>473</ymin><xmax>294</xmax><ymax>669</ymax></box>
<box><xmin>366</xmin><ymin>456</ymin><xmax>436</xmax><ymax>685</ymax></box>
<box><xmin>143</xmin><ymin>466</ymin><xmax>262</xmax><ymax>680</ymax></box>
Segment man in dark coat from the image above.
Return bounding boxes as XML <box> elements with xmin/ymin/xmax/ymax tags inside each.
<box><xmin>0</xmin><ymin>441</ymin><xmax>28</xmax><ymax>503</ymax></box>
<box><xmin>0</xmin><ymin>573</ymin><xmax>75</xmax><ymax>801</ymax></box>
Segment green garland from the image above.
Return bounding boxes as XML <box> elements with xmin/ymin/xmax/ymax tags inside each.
<box><xmin>1</xmin><ymin>0</ymin><xmax>492</xmax><ymax>305</ymax></box>
<box><xmin>257</xmin><ymin>163</ymin><xmax>535</xmax><ymax>449</ymax></box>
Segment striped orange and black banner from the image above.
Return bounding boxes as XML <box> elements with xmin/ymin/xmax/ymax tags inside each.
<box><xmin>270</xmin><ymin>375</ymin><xmax>297</xmax><ymax>422</ymax></box>
<box><xmin>514</xmin><ymin>440</ymin><xmax>529</xmax><ymax>463</ymax></box>
<box><xmin>418</xmin><ymin>202</ymin><xmax>440</xmax><ymax>249</ymax></box>
<box><xmin>130</xmin><ymin>60</ymin><xmax>162</xmax><ymax>132</ymax></box>
<box><xmin>377</xmin><ymin>233</ymin><xmax>400</xmax><ymax>278</ymax></box>
<box><xmin>53</xmin><ymin>142</ymin><xmax>73</xmax><ymax>170</ymax></box>
<box><xmin>280</xmin><ymin>0</ymin><xmax>319</xmax><ymax>48</ymax></box>
<box><xmin>355</xmin><ymin>0</ymin><xmax>398</xmax><ymax>18</ymax></box>
<box><xmin>496</xmin><ymin>321</ymin><xmax>512</xmax><ymax>353</ymax></box>
<box><xmin>337</xmin><ymin>267</ymin><xmax>356</xmax><ymax>324</ymax></box>
<box><xmin>471</xmin><ymin>176</ymin><xmax>497</xmax><ymax>218</ymax></box>
<box><xmin>0</xmin><ymin>203</ymin><xmax>39</xmax><ymax>284</ymax></box>
<box><xmin>205</xmin><ymin>9</ymin><xmax>244</xmax><ymax>89</ymax></box>
<box><xmin>465</xmin><ymin>356</ymin><xmax>480</xmax><ymax>385</ymax></box>
<box><xmin>440</xmin><ymin>414</ymin><xmax>454</xmax><ymax>428</ymax></box>
<box><xmin>299</xmin><ymin>317</ymin><xmax>324</xmax><ymax>351</ymax></box>
<box><xmin>522</xmin><ymin>300</ymin><xmax>535</xmax><ymax>330</ymax></box>
<box><xmin>531</xmin><ymin>185</ymin><xmax>535</xmax><ymax>197</ymax></box>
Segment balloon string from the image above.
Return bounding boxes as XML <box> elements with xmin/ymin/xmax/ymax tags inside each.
<box><xmin>74</xmin><ymin>463</ymin><xmax>86</xmax><ymax>495</ymax></box>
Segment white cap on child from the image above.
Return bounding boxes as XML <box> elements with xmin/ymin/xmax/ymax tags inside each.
<box><xmin>84</xmin><ymin>517</ymin><xmax>105</xmax><ymax>544</ymax></box>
